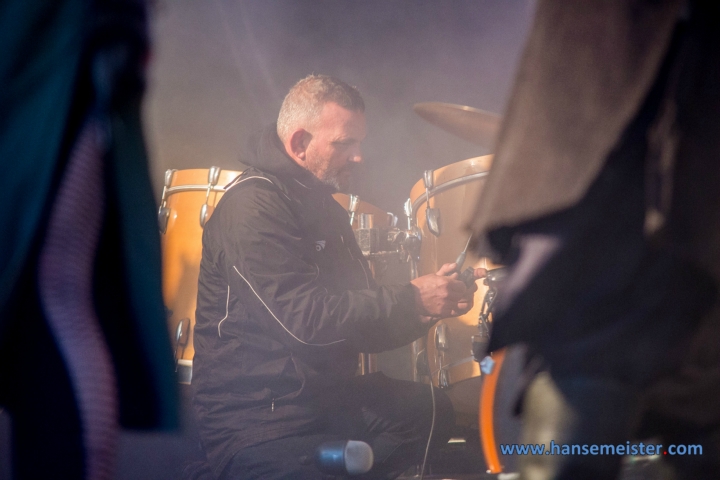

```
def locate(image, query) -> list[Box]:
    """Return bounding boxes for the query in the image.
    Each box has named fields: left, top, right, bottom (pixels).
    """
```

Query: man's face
left=303, top=102, right=366, bottom=192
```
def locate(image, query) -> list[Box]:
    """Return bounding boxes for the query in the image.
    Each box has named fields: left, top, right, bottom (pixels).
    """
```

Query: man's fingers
left=435, top=263, right=457, bottom=276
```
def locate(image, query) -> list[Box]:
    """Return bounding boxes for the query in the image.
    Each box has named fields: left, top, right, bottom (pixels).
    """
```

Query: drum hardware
left=403, top=198, right=413, bottom=230
left=410, top=170, right=490, bottom=216
left=173, top=317, right=190, bottom=371
left=434, top=322, right=449, bottom=351
left=413, top=102, right=501, bottom=150
left=401, top=228, right=422, bottom=268
left=473, top=267, right=506, bottom=374
left=353, top=214, right=414, bottom=267
left=438, top=368, right=450, bottom=389
left=434, top=322, right=451, bottom=388
left=158, top=167, right=236, bottom=235
left=158, top=169, right=176, bottom=233
left=477, top=284, right=495, bottom=340
left=423, top=170, right=442, bottom=236
left=199, top=166, right=221, bottom=228
left=402, top=198, right=421, bottom=277
left=176, top=359, right=193, bottom=385
left=387, top=212, right=398, bottom=228
left=348, top=194, right=360, bottom=226
left=485, top=266, right=508, bottom=284
left=477, top=266, right=507, bottom=339
left=404, top=197, right=425, bottom=382
left=354, top=213, right=379, bottom=255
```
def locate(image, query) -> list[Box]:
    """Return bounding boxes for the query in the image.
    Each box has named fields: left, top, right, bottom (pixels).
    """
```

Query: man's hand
left=410, top=263, right=487, bottom=322
left=454, top=266, right=486, bottom=316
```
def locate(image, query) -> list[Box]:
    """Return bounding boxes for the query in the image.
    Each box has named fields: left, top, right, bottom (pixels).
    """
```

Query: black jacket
left=192, top=125, right=428, bottom=475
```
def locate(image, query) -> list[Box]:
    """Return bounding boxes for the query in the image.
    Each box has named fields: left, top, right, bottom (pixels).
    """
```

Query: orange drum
left=159, top=167, right=393, bottom=383
left=478, top=346, right=524, bottom=474
left=159, top=167, right=243, bottom=384
left=409, top=156, right=497, bottom=389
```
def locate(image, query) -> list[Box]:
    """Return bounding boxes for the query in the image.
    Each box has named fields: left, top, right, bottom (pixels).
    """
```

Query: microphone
left=314, top=440, right=374, bottom=476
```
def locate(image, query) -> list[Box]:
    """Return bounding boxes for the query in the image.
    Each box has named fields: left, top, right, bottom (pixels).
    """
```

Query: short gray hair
left=277, top=74, right=365, bottom=142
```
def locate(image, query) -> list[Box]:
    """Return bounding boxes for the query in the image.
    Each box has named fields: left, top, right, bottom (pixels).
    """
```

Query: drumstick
left=450, top=235, right=476, bottom=287
left=454, top=234, right=473, bottom=271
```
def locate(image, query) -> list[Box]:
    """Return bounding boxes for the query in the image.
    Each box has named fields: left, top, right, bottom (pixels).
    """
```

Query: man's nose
left=349, top=147, right=363, bottom=164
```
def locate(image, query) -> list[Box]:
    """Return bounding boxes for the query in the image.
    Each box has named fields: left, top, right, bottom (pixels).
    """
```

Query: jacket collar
left=244, top=124, right=337, bottom=197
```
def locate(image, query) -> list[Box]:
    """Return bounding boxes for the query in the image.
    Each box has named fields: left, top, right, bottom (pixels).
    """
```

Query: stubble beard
left=306, top=155, right=351, bottom=193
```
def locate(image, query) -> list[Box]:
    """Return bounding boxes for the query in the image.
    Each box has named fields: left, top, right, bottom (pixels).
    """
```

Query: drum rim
left=165, top=184, right=229, bottom=196
left=411, top=170, right=489, bottom=216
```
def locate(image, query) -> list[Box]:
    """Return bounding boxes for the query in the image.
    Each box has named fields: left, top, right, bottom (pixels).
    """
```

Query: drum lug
left=199, top=203, right=214, bottom=228
left=208, top=166, right=221, bottom=186
left=173, top=318, right=190, bottom=374
left=158, top=169, right=176, bottom=234
left=435, top=322, right=449, bottom=351
left=348, top=194, right=360, bottom=226
left=158, top=206, right=170, bottom=234
left=423, top=170, right=442, bottom=236
left=480, top=355, right=495, bottom=375
left=387, top=212, right=398, bottom=228
left=403, top=198, right=414, bottom=230
left=164, top=168, right=176, bottom=188
left=438, top=368, right=450, bottom=388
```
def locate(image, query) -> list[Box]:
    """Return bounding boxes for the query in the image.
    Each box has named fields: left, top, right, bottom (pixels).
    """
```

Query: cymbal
left=413, top=102, right=501, bottom=149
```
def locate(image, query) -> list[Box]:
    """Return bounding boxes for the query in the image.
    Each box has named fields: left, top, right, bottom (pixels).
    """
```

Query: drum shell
left=407, top=156, right=501, bottom=433
left=160, top=169, right=395, bottom=380
left=161, top=168, right=243, bottom=369
left=409, top=155, right=498, bottom=391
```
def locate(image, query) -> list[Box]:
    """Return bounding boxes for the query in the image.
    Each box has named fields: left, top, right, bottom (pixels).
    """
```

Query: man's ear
left=289, top=129, right=311, bottom=161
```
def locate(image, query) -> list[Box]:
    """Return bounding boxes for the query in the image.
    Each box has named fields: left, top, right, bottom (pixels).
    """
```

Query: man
left=192, top=74, right=484, bottom=479
left=468, top=1, right=720, bottom=479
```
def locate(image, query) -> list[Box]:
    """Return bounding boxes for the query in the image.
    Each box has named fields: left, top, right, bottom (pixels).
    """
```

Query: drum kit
left=159, top=102, right=523, bottom=474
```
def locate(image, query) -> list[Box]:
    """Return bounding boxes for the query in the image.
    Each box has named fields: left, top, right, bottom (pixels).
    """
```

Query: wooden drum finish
left=160, top=168, right=242, bottom=383
left=407, top=156, right=501, bottom=428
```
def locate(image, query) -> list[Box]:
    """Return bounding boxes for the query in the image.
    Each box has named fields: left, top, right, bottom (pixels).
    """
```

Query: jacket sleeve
left=211, top=181, right=428, bottom=354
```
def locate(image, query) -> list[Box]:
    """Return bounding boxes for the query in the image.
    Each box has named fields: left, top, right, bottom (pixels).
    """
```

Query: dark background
left=145, top=0, right=536, bottom=214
